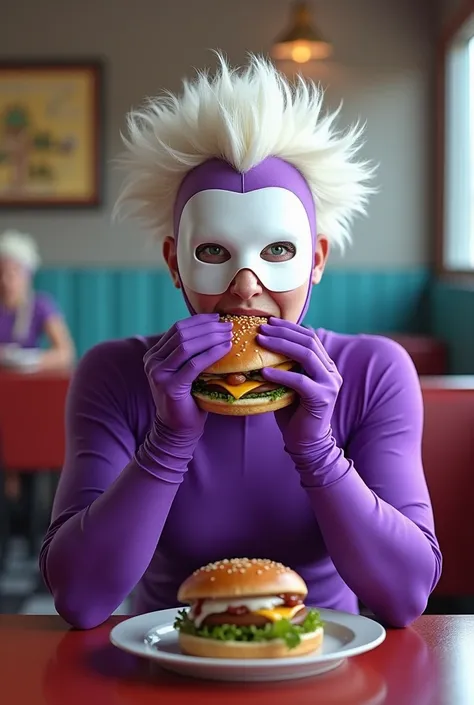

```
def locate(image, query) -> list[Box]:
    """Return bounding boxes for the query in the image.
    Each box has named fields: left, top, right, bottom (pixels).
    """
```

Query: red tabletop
left=0, top=614, right=472, bottom=704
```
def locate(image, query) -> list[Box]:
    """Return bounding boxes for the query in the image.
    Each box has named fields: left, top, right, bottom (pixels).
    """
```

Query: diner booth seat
left=385, top=334, right=448, bottom=376
left=421, top=379, right=474, bottom=610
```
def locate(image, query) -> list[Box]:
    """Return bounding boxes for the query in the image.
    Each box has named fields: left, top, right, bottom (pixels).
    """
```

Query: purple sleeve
left=302, top=338, right=441, bottom=627
left=39, top=342, right=194, bottom=629
left=35, top=292, right=61, bottom=322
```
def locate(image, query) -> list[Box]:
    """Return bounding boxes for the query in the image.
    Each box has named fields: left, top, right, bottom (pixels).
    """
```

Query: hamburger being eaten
left=174, top=558, right=324, bottom=659
left=192, top=315, right=297, bottom=416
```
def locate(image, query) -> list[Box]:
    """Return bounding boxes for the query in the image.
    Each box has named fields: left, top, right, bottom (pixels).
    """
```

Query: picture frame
left=0, top=59, right=103, bottom=208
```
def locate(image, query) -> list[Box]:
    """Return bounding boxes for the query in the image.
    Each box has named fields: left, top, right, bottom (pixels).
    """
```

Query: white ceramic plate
left=110, top=607, right=386, bottom=682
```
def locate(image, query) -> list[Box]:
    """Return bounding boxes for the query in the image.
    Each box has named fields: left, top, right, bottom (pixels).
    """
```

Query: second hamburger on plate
left=174, top=558, right=324, bottom=659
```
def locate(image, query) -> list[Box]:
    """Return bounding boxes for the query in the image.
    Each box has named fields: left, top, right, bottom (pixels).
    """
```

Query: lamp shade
left=271, top=2, right=332, bottom=63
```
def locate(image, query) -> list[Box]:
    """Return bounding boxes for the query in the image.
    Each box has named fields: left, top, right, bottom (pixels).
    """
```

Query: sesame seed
left=191, top=556, right=295, bottom=583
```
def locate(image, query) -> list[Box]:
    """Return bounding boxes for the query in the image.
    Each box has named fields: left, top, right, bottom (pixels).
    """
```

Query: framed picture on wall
left=0, top=59, right=103, bottom=208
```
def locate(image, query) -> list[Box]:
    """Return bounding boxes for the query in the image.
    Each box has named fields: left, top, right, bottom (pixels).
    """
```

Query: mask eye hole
left=195, top=244, right=231, bottom=263
left=260, top=242, right=296, bottom=262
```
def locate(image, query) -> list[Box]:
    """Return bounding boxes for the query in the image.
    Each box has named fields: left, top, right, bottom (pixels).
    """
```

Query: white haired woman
left=40, top=55, right=441, bottom=630
left=0, top=230, right=75, bottom=549
left=0, top=230, right=75, bottom=371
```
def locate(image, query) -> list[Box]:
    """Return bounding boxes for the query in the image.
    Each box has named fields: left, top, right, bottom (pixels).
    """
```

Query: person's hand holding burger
left=257, top=318, right=343, bottom=477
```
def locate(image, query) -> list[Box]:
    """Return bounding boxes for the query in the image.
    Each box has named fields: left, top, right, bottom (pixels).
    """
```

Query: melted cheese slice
left=204, top=361, right=294, bottom=399
left=208, top=379, right=262, bottom=399
left=273, top=361, right=294, bottom=372
left=255, top=604, right=305, bottom=622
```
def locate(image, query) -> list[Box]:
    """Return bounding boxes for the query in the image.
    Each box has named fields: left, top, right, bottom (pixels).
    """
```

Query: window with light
left=443, top=13, right=474, bottom=271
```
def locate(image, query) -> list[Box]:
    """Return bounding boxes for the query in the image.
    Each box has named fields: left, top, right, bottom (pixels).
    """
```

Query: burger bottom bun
left=192, top=389, right=296, bottom=416
left=178, top=627, right=323, bottom=660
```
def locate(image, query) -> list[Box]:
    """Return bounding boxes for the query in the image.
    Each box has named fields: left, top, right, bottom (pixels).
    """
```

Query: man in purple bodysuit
left=39, top=55, right=441, bottom=629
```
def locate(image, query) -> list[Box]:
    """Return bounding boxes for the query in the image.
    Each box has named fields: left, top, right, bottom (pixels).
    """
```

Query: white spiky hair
left=0, top=230, right=41, bottom=271
left=114, top=52, right=376, bottom=252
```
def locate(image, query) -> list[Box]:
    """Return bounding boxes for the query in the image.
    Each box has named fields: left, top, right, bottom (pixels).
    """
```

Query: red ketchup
left=193, top=599, right=204, bottom=616
left=280, top=594, right=303, bottom=607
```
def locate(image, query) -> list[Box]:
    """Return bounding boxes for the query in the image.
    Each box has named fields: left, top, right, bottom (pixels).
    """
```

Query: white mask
left=176, top=187, right=313, bottom=295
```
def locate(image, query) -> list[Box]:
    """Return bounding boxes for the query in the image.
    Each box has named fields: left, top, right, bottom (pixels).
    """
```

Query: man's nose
left=229, top=269, right=263, bottom=299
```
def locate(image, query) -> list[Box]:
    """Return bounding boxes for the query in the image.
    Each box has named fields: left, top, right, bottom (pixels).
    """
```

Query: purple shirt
left=40, top=329, right=442, bottom=629
left=0, top=292, right=59, bottom=348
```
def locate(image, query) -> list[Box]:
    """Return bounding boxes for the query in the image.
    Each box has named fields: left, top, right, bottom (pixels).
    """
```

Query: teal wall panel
left=307, top=269, right=431, bottom=335
left=35, top=268, right=431, bottom=358
left=431, top=280, right=474, bottom=374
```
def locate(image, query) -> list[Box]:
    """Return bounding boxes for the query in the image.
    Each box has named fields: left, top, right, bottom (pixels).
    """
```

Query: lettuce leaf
left=173, top=608, right=323, bottom=650
left=191, top=380, right=288, bottom=404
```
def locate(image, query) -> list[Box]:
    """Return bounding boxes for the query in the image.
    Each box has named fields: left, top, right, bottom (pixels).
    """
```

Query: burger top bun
left=177, top=558, right=308, bottom=603
left=203, top=315, right=290, bottom=375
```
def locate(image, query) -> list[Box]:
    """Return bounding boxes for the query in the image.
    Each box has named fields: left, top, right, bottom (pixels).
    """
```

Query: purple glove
left=137, top=315, right=232, bottom=475
left=144, top=314, right=233, bottom=435
left=258, top=318, right=343, bottom=473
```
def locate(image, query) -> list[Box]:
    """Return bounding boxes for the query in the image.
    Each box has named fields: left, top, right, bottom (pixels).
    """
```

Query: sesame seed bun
left=177, top=558, right=308, bottom=603
left=178, top=627, right=323, bottom=659
left=204, top=315, right=290, bottom=375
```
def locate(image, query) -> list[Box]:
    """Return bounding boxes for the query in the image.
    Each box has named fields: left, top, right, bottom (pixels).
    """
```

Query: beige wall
left=0, top=0, right=436, bottom=269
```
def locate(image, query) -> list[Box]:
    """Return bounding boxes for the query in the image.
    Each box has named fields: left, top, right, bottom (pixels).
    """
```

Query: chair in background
left=0, top=371, right=69, bottom=566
